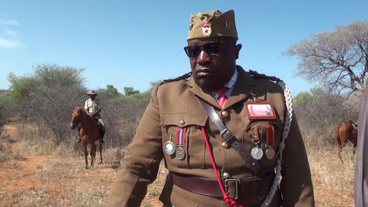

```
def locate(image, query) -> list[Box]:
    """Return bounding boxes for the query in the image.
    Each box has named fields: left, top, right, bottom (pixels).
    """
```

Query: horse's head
left=70, top=106, right=84, bottom=129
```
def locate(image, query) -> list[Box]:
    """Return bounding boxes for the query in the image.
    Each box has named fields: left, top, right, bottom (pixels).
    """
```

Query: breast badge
left=244, top=92, right=276, bottom=120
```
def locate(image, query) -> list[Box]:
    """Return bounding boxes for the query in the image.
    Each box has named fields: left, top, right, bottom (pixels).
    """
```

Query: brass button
left=221, top=111, right=229, bottom=118
left=179, top=120, right=185, bottom=125
left=223, top=172, right=230, bottom=178
left=222, top=141, right=230, bottom=149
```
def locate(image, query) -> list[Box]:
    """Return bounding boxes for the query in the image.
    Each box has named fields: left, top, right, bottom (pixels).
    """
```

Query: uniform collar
left=187, top=65, right=256, bottom=109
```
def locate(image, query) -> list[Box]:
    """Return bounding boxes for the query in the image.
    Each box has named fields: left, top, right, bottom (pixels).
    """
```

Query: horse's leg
left=336, top=140, right=343, bottom=162
left=338, top=144, right=343, bottom=162
left=99, top=141, right=103, bottom=164
left=339, top=139, right=347, bottom=163
left=91, top=143, right=96, bottom=167
left=83, top=143, right=88, bottom=169
left=336, top=128, right=345, bottom=162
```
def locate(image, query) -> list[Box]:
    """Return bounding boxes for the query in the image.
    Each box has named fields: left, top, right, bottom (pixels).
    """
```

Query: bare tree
left=283, top=20, right=368, bottom=95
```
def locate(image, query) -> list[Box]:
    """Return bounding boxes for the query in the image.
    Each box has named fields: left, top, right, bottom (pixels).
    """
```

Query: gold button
left=221, top=111, right=229, bottom=118
left=223, top=172, right=230, bottom=178
left=222, top=141, right=230, bottom=149
left=179, top=120, right=185, bottom=125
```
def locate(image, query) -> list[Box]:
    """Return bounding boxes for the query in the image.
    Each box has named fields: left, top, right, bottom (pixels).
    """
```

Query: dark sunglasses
left=184, top=40, right=236, bottom=58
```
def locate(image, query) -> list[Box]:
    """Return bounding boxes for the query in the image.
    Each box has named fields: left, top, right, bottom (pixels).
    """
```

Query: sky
left=0, top=0, right=367, bottom=96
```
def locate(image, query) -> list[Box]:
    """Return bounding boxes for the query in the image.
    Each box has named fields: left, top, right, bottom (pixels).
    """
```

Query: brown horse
left=335, top=120, right=358, bottom=161
left=70, top=106, right=103, bottom=169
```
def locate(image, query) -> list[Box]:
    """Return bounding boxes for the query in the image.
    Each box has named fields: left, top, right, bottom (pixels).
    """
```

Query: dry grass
left=0, top=124, right=356, bottom=207
left=306, top=141, right=356, bottom=207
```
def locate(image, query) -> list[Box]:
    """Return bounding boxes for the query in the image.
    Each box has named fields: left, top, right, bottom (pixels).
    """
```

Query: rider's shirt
left=85, top=98, right=99, bottom=114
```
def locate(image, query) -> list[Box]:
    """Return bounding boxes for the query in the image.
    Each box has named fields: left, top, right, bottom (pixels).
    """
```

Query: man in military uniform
left=108, top=9, right=315, bottom=207
left=76, top=90, right=106, bottom=143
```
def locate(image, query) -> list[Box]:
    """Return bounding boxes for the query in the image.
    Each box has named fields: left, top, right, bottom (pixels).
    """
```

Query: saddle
left=93, top=118, right=103, bottom=130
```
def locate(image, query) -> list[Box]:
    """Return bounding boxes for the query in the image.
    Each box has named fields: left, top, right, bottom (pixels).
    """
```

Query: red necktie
left=215, top=87, right=228, bottom=108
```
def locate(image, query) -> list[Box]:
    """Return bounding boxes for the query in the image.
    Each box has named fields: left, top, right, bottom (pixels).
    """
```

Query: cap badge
left=202, top=22, right=212, bottom=37
left=225, top=13, right=230, bottom=28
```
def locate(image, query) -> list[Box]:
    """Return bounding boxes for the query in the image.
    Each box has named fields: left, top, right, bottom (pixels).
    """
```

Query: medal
left=176, top=127, right=187, bottom=160
left=251, top=146, right=263, bottom=160
left=265, top=124, right=275, bottom=159
left=175, top=147, right=186, bottom=160
left=164, top=135, right=175, bottom=155
left=250, top=125, right=264, bottom=160
left=266, top=148, right=275, bottom=159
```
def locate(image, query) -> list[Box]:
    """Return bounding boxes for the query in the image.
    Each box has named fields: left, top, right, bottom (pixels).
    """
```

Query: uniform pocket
left=161, top=113, right=207, bottom=169
left=244, top=119, right=283, bottom=167
left=170, top=188, right=199, bottom=207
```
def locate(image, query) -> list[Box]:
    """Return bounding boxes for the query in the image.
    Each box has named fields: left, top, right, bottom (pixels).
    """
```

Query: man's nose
left=196, top=50, right=211, bottom=64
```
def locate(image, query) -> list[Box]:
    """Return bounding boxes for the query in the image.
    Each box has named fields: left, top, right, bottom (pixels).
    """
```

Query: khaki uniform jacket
left=355, top=83, right=368, bottom=207
left=107, top=66, right=315, bottom=207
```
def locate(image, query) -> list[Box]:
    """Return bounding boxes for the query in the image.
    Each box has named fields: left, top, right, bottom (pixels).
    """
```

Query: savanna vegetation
left=0, top=19, right=367, bottom=207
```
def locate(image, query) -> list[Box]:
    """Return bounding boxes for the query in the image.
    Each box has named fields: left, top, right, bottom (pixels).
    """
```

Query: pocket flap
left=161, top=113, right=208, bottom=127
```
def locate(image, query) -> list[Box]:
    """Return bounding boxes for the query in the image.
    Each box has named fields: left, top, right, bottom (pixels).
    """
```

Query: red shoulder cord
left=201, top=127, right=245, bottom=207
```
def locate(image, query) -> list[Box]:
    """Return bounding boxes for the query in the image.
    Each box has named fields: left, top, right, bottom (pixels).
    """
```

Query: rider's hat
left=86, top=90, right=97, bottom=96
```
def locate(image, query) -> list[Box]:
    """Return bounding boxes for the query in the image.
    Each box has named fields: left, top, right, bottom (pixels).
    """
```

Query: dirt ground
left=0, top=124, right=164, bottom=207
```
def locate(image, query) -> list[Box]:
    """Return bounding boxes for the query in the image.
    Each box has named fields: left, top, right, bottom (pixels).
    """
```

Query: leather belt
left=169, top=172, right=275, bottom=200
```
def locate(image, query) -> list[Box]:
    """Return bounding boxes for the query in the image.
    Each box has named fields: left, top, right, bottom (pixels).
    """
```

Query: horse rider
left=107, top=9, right=314, bottom=207
left=76, top=90, right=106, bottom=143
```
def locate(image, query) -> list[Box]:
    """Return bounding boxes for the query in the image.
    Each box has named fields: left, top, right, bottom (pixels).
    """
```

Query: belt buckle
left=224, top=178, right=238, bottom=200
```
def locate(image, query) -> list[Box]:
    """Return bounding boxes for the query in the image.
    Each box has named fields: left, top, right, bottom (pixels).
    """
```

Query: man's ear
left=234, top=44, right=242, bottom=60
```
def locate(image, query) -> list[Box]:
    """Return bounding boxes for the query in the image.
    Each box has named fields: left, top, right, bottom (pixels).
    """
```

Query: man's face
left=89, top=95, right=96, bottom=100
left=185, top=38, right=242, bottom=92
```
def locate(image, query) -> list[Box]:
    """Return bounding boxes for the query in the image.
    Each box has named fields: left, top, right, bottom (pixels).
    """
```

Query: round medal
left=175, top=147, right=186, bottom=160
left=163, top=140, right=175, bottom=155
left=251, top=147, right=263, bottom=160
left=266, top=148, right=275, bottom=159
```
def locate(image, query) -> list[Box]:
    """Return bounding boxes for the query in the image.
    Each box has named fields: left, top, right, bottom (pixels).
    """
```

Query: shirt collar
left=212, top=68, right=238, bottom=98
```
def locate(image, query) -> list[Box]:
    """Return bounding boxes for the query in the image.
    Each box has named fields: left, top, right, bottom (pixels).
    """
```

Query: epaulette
left=162, top=72, right=192, bottom=83
left=249, top=69, right=281, bottom=83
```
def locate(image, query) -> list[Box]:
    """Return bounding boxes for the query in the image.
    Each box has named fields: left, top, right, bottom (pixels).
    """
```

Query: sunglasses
left=184, top=40, right=236, bottom=58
